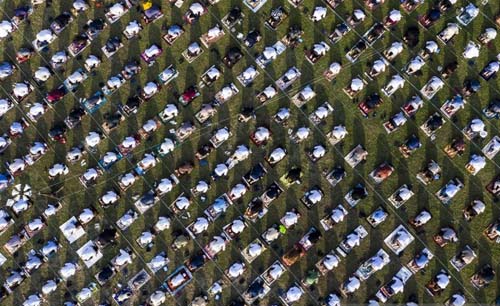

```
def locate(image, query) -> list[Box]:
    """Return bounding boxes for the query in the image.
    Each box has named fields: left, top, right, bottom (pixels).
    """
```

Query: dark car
left=96, top=228, right=117, bottom=248
left=64, top=107, right=86, bottom=129
left=120, top=96, right=143, bottom=116
left=186, top=252, right=207, bottom=272
left=223, top=47, right=243, bottom=68
left=137, top=191, right=156, bottom=208
left=48, top=125, right=67, bottom=143
left=261, top=182, right=283, bottom=204
left=243, top=163, right=267, bottom=186
left=226, top=6, right=243, bottom=26
left=85, top=18, right=106, bottom=39
left=104, top=37, right=122, bottom=53
left=244, top=30, right=262, bottom=48
left=50, top=11, right=72, bottom=33
left=96, top=266, right=115, bottom=285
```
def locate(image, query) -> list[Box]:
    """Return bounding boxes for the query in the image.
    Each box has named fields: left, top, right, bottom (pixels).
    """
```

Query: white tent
left=206, top=67, right=220, bottom=79
left=109, top=3, right=125, bottom=16
left=0, top=20, right=13, bottom=38
left=230, top=220, right=245, bottom=233
left=311, top=6, right=327, bottom=21
left=189, top=3, right=205, bottom=15
left=209, top=236, right=226, bottom=252
left=307, top=189, right=322, bottom=203
left=483, top=28, right=497, bottom=40
left=13, top=83, right=30, bottom=97
left=276, top=108, right=290, bottom=120
left=269, top=147, right=286, bottom=161
left=295, top=127, right=310, bottom=140
left=68, top=71, right=85, bottom=84
left=254, top=127, right=270, bottom=142
left=286, top=286, right=303, bottom=302
left=79, top=208, right=94, bottom=223
left=449, top=294, right=466, bottom=306
left=149, top=291, right=166, bottom=306
left=73, top=0, right=89, bottom=11
left=207, top=26, right=222, bottom=39
left=29, top=103, right=45, bottom=117
left=143, top=82, right=158, bottom=95
left=214, top=163, right=228, bottom=176
left=27, top=218, right=44, bottom=232
left=346, top=233, right=360, bottom=247
left=408, top=58, right=424, bottom=72
left=142, top=119, right=157, bottom=132
left=145, top=45, right=161, bottom=58
left=262, top=47, right=278, bottom=60
left=436, top=273, right=450, bottom=289
left=85, top=55, right=100, bottom=68
left=284, top=68, right=298, bottom=80
left=122, top=137, right=137, bottom=148
left=228, top=262, right=244, bottom=278
left=328, top=62, right=341, bottom=74
left=269, top=263, right=284, bottom=279
left=299, top=86, right=315, bottom=100
left=247, top=242, right=262, bottom=257
left=187, top=42, right=201, bottom=54
left=350, top=78, right=364, bottom=91
left=313, top=43, right=327, bottom=56
left=120, top=173, right=136, bottom=186
left=331, top=208, right=346, bottom=223
left=195, top=181, right=209, bottom=193
left=36, top=29, right=54, bottom=42
left=283, top=211, right=299, bottom=227
left=234, top=145, right=250, bottom=159
left=230, top=184, right=247, bottom=199
left=42, top=280, right=58, bottom=295
left=107, top=76, right=122, bottom=88
left=85, top=132, right=101, bottom=147
left=138, top=232, right=153, bottom=245
left=242, top=67, right=257, bottom=80
left=49, top=163, right=67, bottom=177
left=425, top=40, right=439, bottom=54
left=23, top=294, right=41, bottom=306
left=101, top=190, right=118, bottom=204
left=312, top=145, right=326, bottom=158
left=468, top=154, right=486, bottom=171
left=372, top=60, right=386, bottom=73
left=214, top=128, right=230, bottom=142
left=34, top=67, right=51, bottom=81
left=157, top=178, right=173, bottom=193
left=344, top=277, right=360, bottom=293
left=125, top=20, right=141, bottom=34
left=159, top=138, right=175, bottom=154
left=175, top=197, right=190, bottom=210
left=353, top=9, right=365, bottom=21
left=388, top=10, right=401, bottom=23
left=463, top=41, right=480, bottom=59
left=149, top=255, right=167, bottom=269
left=115, top=250, right=132, bottom=266
left=326, top=294, right=341, bottom=306
left=323, top=254, right=339, bottom=270
left=331, top=125, right=347, bottom=139
left=398, top=188, right=413, bottom=201
left=193, top=217, right=209, bottom=233
left=103, top=152, right=118, bottom=164
left=52, top=52, right=68, bottom=65
left=60, top=263, right=77, bottom=279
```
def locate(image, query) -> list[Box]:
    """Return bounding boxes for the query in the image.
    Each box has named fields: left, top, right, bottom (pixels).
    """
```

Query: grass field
left=0, top=0, right=500, bottom=305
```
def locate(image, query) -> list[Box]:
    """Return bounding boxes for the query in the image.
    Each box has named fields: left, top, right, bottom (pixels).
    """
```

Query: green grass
left=0, top=0, right=500, bottom=305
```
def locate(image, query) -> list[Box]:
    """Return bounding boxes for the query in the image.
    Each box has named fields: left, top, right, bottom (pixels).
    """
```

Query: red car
left=178, top=86, right=200, bottom=106
left=45, top=86, right=67, bottom=104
